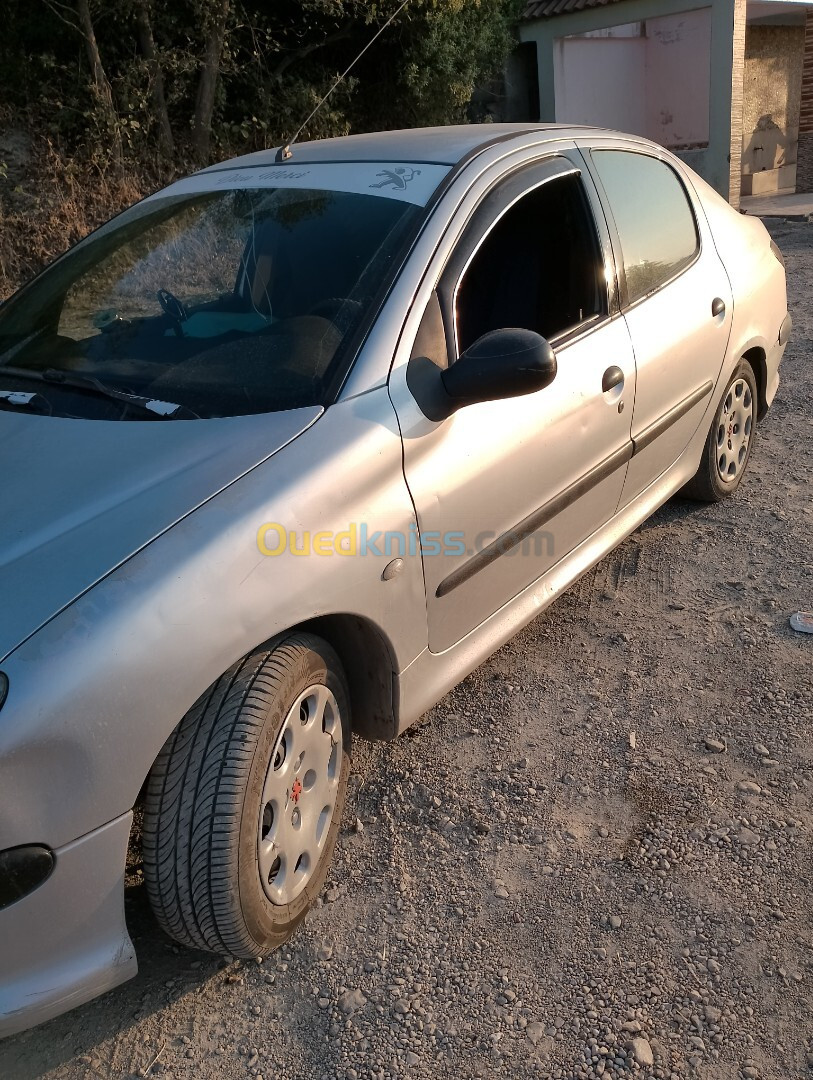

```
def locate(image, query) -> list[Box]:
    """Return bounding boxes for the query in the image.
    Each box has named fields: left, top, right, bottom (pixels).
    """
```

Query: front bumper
left=0, top=812, right=136, bottom=1038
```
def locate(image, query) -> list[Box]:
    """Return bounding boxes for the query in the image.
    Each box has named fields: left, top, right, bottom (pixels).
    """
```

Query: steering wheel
left=307, top=297, right=362, bottom=332
left=157, top=288, right=189, bottom=326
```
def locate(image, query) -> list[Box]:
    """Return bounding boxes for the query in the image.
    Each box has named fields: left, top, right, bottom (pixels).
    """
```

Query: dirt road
left=2, top=218, right=812, bottom=1080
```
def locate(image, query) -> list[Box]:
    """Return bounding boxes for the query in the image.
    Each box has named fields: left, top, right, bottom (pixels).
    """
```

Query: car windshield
left=0, top=162, right=447, bottom=419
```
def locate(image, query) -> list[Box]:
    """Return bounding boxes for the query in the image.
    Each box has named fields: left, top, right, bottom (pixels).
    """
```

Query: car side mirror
left=407, top=328, right=557, bottom=422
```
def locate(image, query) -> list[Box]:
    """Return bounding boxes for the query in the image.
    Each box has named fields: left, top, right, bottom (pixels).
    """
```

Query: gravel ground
left=2, top=218, right=812, bottom=1080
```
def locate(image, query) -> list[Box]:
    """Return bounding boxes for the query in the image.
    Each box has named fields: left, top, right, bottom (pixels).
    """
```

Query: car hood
left=0, top=407, right=321, bottom=661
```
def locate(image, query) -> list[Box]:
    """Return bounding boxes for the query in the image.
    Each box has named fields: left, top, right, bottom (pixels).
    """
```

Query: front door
left=391, top=157, right=637, bottom=653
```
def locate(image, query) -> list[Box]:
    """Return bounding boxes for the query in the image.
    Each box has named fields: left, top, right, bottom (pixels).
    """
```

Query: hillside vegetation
left=0, top=0, right=520, bottom=297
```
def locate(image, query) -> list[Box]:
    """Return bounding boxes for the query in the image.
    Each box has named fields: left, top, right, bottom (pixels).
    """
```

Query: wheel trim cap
left=715, top=378, right=753, bottom=483
left=257, top=683, right=341, bottom=905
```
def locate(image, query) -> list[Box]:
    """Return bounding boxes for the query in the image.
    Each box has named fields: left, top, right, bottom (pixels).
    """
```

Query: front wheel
left=142, top=634, right=351, bottom=957
left=682, top=360, right=758, bottom=503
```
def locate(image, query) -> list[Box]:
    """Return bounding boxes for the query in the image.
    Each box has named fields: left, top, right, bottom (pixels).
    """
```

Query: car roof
left=200, top=123, right=621, bottom=173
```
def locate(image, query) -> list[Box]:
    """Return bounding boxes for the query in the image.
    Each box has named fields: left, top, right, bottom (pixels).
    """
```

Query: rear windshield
left=0, top=162, right=447, bottom=419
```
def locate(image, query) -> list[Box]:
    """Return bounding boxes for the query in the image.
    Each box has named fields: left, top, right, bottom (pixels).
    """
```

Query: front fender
left=0, top=389, right=426, bottom=850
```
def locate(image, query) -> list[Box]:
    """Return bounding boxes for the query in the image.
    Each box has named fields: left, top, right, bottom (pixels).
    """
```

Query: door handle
left=712, top=297, right=726, bottom=318
left=602, top=366, right=625, bottom=393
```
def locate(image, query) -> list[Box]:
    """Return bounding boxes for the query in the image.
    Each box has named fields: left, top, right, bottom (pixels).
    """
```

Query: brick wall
left=797, top=10, right=813, bottom=192
left=729, top=0, right=747, bottom=207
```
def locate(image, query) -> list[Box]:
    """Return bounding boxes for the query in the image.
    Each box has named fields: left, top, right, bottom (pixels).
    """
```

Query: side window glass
left=591, top=150, right=699, bottom=305
left=411, top=291, right=448, bottom=369
left=455, top=174, right=603, bottom=355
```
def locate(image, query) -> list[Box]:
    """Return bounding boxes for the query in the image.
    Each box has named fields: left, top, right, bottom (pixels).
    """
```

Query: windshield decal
left=370, top=166, right=421, bottom=191
left=148, top=161, right=450, bottom=207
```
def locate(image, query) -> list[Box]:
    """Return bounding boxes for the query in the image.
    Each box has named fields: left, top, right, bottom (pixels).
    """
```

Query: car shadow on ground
left=0, top=494, right=736, bottom=1077
left=0, top=882, right=225, bottom=1078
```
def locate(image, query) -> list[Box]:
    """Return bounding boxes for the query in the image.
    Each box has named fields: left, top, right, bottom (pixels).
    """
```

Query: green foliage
left=0, top=0, right=523, bottom=295
left=0, top=0, right=522, bottom=169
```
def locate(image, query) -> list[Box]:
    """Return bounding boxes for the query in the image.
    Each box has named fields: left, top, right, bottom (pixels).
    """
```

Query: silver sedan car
left=0, top=125, right=789, bottom=1035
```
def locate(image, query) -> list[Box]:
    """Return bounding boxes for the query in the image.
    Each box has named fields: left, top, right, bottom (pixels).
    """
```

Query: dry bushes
left=0, top=137, right=154, bottom=299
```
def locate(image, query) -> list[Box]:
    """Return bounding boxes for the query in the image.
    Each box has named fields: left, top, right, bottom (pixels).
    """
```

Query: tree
left=192, top=0, right=231, bottom=164
left=8, top=0, right=522, bottom=167
left=354, top=0, right=523, bottom=130
left=0, top=0, right=525, bottom=294
left=43, top=0, right=124, bottom=169
left=134, top=0, right=174, bottom=155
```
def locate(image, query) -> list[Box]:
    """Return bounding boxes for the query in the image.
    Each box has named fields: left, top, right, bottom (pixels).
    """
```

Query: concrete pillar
left=796, top=11, right=813, bottom=193
left=519, top=0, right=746, bottom=205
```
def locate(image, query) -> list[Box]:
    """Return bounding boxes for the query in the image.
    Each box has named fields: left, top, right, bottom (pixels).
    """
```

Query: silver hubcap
left=258, top=684, right=342, bottom=905
left=716, top=377, right=753, bottom=483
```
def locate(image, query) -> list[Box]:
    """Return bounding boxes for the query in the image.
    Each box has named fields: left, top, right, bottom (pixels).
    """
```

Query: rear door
left=583, top=146, right=734, bottom=507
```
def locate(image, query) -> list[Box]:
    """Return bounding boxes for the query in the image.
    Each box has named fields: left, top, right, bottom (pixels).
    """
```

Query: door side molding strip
left=434, top=380, right=715, bottom=600
left=632, top=380, right=714, bottom=455
left=435, top=441, right=634, bottom=599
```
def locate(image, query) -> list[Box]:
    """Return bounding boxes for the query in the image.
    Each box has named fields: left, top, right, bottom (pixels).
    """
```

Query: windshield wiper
left=0, top=366, right=200, bottom=420
left=0, top=389, right=52, bottom=414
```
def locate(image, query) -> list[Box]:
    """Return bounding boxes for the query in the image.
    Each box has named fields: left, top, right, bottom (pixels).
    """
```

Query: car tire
left=142, top=633, right=351, bottom=958
left=681, top=360, right=758, bottom=503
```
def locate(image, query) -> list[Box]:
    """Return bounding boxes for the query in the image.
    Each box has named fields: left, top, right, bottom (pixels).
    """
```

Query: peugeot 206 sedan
left=0, top=125, right=790, bottom=1035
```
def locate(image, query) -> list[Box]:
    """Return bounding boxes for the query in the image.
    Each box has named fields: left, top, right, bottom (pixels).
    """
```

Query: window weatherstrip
left=450, top=160, right=581, bottom=359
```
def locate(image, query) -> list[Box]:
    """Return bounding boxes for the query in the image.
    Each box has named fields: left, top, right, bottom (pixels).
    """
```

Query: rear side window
left=591, top=150, right=699, bottom=305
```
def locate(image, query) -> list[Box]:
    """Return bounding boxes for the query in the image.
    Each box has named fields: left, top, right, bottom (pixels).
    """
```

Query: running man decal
left=370, top=166, right=422, bottom=190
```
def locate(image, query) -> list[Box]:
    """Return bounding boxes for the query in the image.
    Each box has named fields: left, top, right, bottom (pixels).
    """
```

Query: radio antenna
left=275, top=0, right=412, bottom=162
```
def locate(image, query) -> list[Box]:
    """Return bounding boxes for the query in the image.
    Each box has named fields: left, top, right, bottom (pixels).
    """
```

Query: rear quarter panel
left=683, top=169, right=788, bottom=406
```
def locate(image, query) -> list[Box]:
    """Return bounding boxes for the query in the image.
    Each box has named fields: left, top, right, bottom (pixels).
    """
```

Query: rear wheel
left=142, top=634, right=350, bottom=957
left=682, top=360, right=758, bottom=503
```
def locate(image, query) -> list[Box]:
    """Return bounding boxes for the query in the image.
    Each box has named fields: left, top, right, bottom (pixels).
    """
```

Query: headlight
left=0, top=845, right=55, bottom=909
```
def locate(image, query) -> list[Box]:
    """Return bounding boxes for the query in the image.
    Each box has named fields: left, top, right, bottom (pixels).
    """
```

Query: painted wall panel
left=553, top=10, right=711, bottom=149
left=520, top=0, right=742, bottom=202
left=553, top=37, right=648, bottom=133
left=646, top=10, right=712, bottom=147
